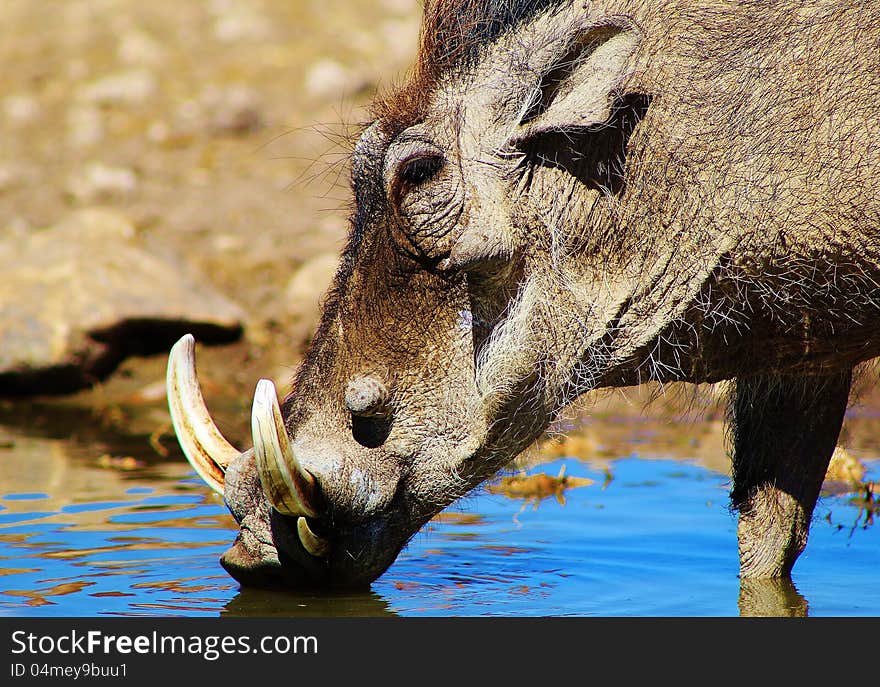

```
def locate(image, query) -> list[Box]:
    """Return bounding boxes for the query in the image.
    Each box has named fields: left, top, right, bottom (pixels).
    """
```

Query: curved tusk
left=251, top=379, right=318, bottom=518
left=297, top=517, right=331, bottom=557
left=166, top=334, right=240, bottom=495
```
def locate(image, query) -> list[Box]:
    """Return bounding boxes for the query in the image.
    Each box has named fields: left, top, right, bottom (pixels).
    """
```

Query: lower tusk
left=166, top=334, right=239, bottom=495
left=297, top=517, right=331, bottom=557
left=251, top=379, right=318, bottom=518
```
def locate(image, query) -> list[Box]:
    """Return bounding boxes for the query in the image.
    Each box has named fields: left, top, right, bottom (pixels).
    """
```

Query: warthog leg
left=729, top=369, right=852, bottom=579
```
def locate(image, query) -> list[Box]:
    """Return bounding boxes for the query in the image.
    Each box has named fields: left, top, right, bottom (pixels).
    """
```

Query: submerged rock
left=0, top=208, right=245, bottom=395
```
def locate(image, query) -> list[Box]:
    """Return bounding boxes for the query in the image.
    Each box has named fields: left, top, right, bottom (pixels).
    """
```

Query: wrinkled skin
left=213, top=0, right=880, bottom=588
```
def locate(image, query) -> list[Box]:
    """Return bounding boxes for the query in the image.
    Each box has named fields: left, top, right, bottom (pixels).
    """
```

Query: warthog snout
left=217, top=450, right=329, bottom=588
left=167, top=335, right=409, bottom=588
left=345, top=374, right=390, bottom=418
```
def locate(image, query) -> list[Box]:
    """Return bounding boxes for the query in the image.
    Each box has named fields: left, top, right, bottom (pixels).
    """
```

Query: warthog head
left=167, top=0, right=880, bottom=587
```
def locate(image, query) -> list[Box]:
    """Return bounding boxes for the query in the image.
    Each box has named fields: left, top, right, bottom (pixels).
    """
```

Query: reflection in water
left=0, top=412, right=878, bottom=616
left=738, top=578, right=808, bottom=617
left=0, top=424, right=237, bottom=615
left=223, top=588, right=397, bottom=618
left=3, top=581, right=96, bottom=608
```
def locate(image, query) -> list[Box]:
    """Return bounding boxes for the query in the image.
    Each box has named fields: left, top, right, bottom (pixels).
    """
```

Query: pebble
left=97, top=454, right=143, bottom=471
left=176, top=98, right=202, bottom=125
left=78, top=70, right=157, bottom=106
left=66, top=163, right=139, bottom=203
left=201, top=85, right=263, bottom=135
left=66, top=106, right=105, bottom=147
left=213, top=233, right=245, bottom=252
left=380, top=19, right=420, bottom=63
left=117, top=29, right=167, bottom=66
left=55, top=208, right=137, bottom=240
left=379, top=0, right=418, bottom=13
left=66, top=59, right=90, bottom=81
left=146, top=120, right=171, bottom=143
left=4, top=216, right=31, bottom=237
left=0, top=164, right=25, bottom=194
left=130, top=380, right=168, bottom=403
left=285, top=252, right=340, bottom=325
left=210, top=0, right=271, bottom=42
left=304, top=59, right=369, bottom=100
left=3, top=94, right=41, bottom=126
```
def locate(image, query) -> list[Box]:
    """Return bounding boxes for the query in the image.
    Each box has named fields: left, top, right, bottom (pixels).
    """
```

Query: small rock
left=3, top=94, right=41, bottom=126
left=210, top=0, right=271, bottom=42
left=54, top=207, right=136, bottom=240
left=201, top=85, right=263, bottom=135
left=379, top=0, right=418, bottom=14
left=0, top=208, right=245, bottom=395
left=146, top=120, right=170, bottom=143
left=212, top=233, right=244, bottom=252
left=177, top=98, right=202, bottom=123
left=3, top=216, right=31, bottom=237
left=78, top=70, right=157, bottom=106
left=66, top=106, right=105, bottom=147
left=145, top=119, right=193, bottom=147
left=66, top=59, right=90, bottom=81
left=128, top=380, right=168, bottom=404
left=380, top=19, right=420, bottom=63
left=0, top=164, right=25, bottom=194
left=304, top=59, right=370, bottom=100
left=117, top=29, right=166, bottom=66
left=284, top=253, right=340, bottom=342
left=66, top=163, right=138, bottom=203
left=97, top=454, right=144, bottom=471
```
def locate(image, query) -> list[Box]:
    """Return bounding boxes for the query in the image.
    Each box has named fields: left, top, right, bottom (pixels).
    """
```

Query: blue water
left=0, top=456, right=876, bottom=617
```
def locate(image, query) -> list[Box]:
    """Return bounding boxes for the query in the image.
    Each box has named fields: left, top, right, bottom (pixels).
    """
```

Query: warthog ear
left=442, top=15, right=645, bottom=274
left=513, top=17, right=643, bottom=140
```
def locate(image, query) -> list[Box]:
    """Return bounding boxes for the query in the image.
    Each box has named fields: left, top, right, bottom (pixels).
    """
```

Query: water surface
left=0, top=412, right=876, bottom=617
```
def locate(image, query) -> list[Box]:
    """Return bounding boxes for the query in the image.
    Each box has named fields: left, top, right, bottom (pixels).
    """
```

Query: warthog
left=167, top=0, right=880, bottom=588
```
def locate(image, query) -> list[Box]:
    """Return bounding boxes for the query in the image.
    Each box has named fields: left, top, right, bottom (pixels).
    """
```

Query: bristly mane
left=373, top=0, right=563, bottom=134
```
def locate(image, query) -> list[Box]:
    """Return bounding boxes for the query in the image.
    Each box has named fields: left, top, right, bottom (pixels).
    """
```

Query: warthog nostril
left=345, top=375, right=390, bottom=418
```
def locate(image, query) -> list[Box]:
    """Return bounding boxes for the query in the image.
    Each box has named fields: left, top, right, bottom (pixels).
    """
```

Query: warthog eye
left=398, top=153, right=443, bottom=188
